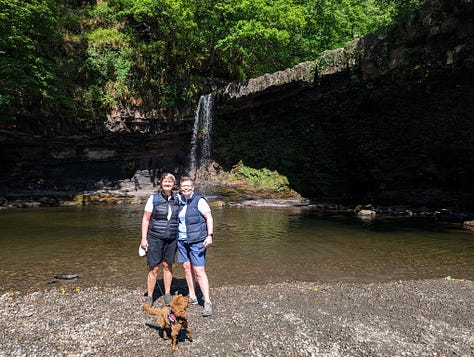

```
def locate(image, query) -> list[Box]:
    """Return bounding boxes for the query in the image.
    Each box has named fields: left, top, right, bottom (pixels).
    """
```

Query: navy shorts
left=177, top=240, right=207, bottom=267
left=146, top=237, right=177, bottom=267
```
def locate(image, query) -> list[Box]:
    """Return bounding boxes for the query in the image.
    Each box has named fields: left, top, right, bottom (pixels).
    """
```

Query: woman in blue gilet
left=177, top=176, right=214, bottom=317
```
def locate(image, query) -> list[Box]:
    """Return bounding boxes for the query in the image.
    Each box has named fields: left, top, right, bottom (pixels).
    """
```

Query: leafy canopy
left=0, top=0, right=423, bottom=127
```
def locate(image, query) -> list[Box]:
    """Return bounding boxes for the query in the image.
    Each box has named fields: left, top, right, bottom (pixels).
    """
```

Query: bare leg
left=193, top=266, right=210, bottom=302
left=162, top=262, right=173, bottom=295
left=182, top=261, right=196, bottom=298
left=147, top=265, right=159, bottom=298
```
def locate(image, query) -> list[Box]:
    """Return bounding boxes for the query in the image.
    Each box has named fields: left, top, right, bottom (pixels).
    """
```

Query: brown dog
left=143, top=294, right=192, bottom=351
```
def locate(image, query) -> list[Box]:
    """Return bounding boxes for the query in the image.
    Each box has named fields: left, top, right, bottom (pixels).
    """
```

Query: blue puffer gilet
left=182, top=194, right=208, bottom=243
left=148, top=192, right=180, bottom=240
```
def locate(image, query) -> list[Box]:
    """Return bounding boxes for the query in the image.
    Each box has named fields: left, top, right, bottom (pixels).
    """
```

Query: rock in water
left=54, top=274, right=80, bottom=280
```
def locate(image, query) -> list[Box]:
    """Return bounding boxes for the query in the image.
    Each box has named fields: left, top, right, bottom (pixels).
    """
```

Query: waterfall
left=188, top=93, right=213, bottom=178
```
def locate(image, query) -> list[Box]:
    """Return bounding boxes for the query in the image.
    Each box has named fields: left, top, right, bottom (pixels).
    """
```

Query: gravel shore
left=1, top=279, right=473, bottom=356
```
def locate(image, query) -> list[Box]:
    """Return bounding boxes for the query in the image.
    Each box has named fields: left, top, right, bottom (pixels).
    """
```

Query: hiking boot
left=189, top=296, right=198, bottom=305
left=145, top=296, right=153, bottom=306
left=164, top=294, right=172, bottom=305
left=202, top=301, right=212, bottom=317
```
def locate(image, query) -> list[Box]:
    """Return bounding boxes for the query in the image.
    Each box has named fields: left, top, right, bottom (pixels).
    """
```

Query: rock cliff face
left=0, top=130, right=190, bottom=199
left=213, top=0, right=474, bottom=209
left=1, top=0, right=473, bottom=209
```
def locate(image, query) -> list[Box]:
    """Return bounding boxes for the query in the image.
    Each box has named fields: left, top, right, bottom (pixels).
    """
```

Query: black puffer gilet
left=148, top=192, right=180, bottom=240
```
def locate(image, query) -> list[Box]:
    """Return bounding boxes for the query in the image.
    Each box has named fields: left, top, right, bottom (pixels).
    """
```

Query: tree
left=0, top=0, right=78, bottom=128
left=104, top=0, right=199, bottom=109
left=1, top=0, right=424, bottom=129
left=189, top=0, right=311, bottom=79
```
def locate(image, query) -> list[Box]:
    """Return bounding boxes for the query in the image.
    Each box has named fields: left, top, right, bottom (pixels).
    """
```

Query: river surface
left=1, top=205, right=473, bottom=293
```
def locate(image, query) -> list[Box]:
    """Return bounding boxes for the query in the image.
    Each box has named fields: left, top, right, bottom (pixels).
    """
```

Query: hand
left=140, top=238, right=148, bottom=250
left=202, top=236, right=213, bottom=249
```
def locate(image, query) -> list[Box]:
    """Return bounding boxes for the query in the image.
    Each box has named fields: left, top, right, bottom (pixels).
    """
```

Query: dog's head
left=170, top=294, right=189, bottom=320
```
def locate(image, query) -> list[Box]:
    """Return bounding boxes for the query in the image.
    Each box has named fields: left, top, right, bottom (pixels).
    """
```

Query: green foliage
left=305, top=0, right=406, bottom=52
left=201, top=0, right=309, bottom=78
left=86, top=28, right=129, bottom=49
left=229, top=160, right=291, bottom=192
left=375, top=0, right=423, bottom=20
left=0, top=0, right=424, bottom=129
left=0, top=0, right=71, bottom=123
left=83, top=28, right=133, bottom=108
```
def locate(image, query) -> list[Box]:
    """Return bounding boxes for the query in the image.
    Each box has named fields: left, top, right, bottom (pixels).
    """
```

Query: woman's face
left=161, top=178, right=175, bottom=193
left=180, top=180, right=194, bottom=198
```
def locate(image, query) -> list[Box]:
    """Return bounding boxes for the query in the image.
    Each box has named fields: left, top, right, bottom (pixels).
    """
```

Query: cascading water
left=188, top=93, right=213, bottom=179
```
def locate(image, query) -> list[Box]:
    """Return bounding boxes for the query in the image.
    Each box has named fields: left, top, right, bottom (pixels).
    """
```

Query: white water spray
left=189, top=93, right=213, bottom=178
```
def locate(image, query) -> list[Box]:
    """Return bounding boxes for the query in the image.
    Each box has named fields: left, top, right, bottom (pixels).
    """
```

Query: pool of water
left=0, top=205, right=473, bottom=293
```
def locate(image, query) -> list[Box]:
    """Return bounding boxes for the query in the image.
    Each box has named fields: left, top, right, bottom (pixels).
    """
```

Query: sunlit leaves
left=0, top=0, right=64, bottom=121
left=0, top=0, right=424, bottom=126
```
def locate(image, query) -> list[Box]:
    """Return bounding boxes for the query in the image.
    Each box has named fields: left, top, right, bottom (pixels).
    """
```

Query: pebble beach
left=1, top=279, right=473, bottom=356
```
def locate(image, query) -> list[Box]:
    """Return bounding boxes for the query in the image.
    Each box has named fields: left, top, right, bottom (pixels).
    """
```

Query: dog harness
left=168, top=309, right=177, bottom=324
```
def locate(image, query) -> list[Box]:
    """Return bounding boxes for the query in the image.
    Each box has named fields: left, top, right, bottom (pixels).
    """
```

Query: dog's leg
left=170, top=324, right=181, bottom=351
left=157, top=315, right=170, bottom=340
left=182, top=321, right=192, bottom=342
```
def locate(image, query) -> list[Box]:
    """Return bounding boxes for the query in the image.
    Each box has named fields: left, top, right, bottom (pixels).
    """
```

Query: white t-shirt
left=144, top=195, right=154, bottom=212
left=144, top=194, right=174, bottom=220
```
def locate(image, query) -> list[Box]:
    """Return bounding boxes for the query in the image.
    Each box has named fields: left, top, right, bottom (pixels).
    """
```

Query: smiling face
left=160, top=173, right=176, bottom=195
left=179, top=178, right=194, bottom=199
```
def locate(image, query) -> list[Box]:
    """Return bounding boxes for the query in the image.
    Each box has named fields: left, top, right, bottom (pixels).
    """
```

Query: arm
left=202, top=211, right=214, bottom=248
left=141, top=211, right=152, bottom=249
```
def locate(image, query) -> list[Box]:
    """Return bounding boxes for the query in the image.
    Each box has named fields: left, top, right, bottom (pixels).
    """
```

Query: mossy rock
left=73, top=193, right=135, bottom=205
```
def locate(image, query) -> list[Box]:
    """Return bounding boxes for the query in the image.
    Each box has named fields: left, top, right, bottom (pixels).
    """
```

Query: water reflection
left=0, top=205, right=473, bottom=293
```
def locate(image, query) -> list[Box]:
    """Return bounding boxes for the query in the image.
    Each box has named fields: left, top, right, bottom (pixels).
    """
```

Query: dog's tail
left=143, top=303, right=164, bottom=316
